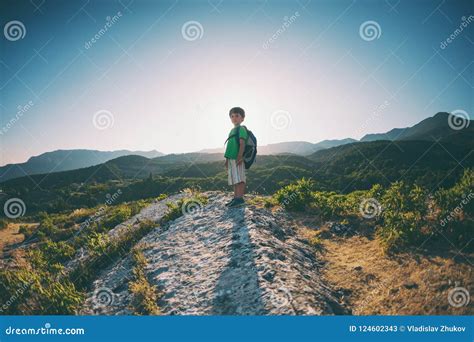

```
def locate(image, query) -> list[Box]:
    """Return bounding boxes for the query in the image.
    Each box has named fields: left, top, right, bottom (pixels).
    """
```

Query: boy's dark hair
left=229, top=107, right=245, bottom=118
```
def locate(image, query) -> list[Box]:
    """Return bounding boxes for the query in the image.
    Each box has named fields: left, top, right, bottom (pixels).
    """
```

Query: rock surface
left=81, top=191, right=348, bottom=315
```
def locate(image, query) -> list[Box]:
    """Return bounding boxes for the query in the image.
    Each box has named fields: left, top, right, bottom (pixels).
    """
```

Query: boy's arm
left=237, top=138, right=245, bottom=165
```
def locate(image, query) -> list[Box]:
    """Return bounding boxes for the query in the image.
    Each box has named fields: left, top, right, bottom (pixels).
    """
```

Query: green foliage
left=18, top=225, right=36, bottom=239
left=434, top=168, right=474, bottom=247
left=162, top=202, right=181, bottom=223
left=274, top=176, right=472, bottom=252
left=307, top=186, right=380, bottom=220
left=40, top=240, right=76, bottom=264
left=155, top=193, right=168, bottom=201
left=274, top=178, right=315, bottom=211
left=0, top=218, right=8, bottom=230
left=35, top=212, right=60, bottom=240
left=376, top=182, right=428, bottom=252
left=128, top=248, right=160, bottom=315
left=162, top=193, right=209, bottom=223
left=70, top=220, right=157, bottom=290
left=0, top=250, right=83, bottom=315
left=101, top=206, right=132, bottom=230
left=86, top=232, right=110, bottom=255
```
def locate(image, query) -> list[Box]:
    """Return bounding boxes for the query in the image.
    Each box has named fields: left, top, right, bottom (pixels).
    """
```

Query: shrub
left=128, top=248, right=160, bottom=315
left=40, top=240, right=76, bottom=264
left=101, top=206, right=132, bottom=230
left=274, top=178, right=315, bottom=211
left=0, top=251, right=83, bottom=315
left=162, top=202, right=181, bottom=223
left=162, top=193, right=208, bottom=223
left=434, top=168, right=474, bottom=248
left=377, top=182, right=428, bottom=251
left=0, top=218, right=8, bottom=230
left=35, top=213, right=60, bottom=240
left=70, top=220, right=157, bottom=290
left=85, top=232, right=110, bottom=256
left=19, top=225, right=36, bottom=239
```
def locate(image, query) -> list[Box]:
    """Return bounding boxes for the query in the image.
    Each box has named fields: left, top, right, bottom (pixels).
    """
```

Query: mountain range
left=0, top=149, right=164, bottom=183
left=1, top=112, right=472, bottom=188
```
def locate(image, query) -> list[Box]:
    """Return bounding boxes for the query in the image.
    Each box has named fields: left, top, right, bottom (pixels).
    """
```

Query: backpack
left=224, top=125, right=257, bottom=169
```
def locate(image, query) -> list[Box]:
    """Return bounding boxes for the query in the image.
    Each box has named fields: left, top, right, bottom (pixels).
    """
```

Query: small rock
left=389, top=287, right=399, bottom=294
left=403, top=281, right=418, bottom=289
left=365, top=274, right=376, bottom=282
left=262, top=270, right=276, bottom=282
left=353, top=266, right=363, bottom=271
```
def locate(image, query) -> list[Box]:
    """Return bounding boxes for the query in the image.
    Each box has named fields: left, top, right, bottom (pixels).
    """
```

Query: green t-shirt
left=224, top=125, right=248, bottom=160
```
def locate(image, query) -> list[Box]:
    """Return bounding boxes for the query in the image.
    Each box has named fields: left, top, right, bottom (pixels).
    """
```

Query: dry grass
left=0, top=223, right=38, bottom=255
left=320, top=234, right=473, bottom=315
left=294, top=217, right=473, bottom=315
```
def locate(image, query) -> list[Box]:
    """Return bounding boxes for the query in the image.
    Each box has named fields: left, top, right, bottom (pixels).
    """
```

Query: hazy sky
left=0, top=0, right=472, bottom=165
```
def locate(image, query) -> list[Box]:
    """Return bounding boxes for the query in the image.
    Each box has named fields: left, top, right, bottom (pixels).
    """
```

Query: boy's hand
left=225, top=159, right=228, bottom=169
left=237, top=156, right=243, bottom=166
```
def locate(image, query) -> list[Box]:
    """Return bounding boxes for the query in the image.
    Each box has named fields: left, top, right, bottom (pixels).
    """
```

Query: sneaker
left=225, top=198, right=235, bottom=207
left=228, top=197, right=245, bottom=208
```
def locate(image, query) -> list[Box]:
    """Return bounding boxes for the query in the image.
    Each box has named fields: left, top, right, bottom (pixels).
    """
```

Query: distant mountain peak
left=360, top=112, right=473, bottom=142
left=0, top=149, right=165, bottom=183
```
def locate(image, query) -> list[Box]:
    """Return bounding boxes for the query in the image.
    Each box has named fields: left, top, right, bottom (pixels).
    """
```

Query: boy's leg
left=236, top=181, right=245, bottom=198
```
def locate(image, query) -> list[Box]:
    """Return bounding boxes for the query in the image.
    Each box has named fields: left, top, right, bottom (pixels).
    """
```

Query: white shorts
left=227, top=158, right=246, bottom=185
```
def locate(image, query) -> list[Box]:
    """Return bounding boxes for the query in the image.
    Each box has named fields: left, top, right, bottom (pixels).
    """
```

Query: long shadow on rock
left=211, top=206, right=268, bottom=315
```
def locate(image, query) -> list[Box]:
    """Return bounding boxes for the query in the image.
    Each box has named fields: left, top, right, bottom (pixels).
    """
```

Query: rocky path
left=82, top=191, right=348, bottom=315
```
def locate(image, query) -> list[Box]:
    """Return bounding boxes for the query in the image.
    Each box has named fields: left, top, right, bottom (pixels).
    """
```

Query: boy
left=224, top=107, right=248, bottom=208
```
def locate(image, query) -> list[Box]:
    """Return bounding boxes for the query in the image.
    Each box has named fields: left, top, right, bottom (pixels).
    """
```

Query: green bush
left=0, top=218, right=8, bottom=230
left=19, top=225, right=36, bottom=239
left=0, top=250, right=83, bottom=315
left=85, top=232, right=110, bottom=256
left=162, top=193, right=208, bottom=223
left=101, top=206, right=132, bottom=230
left=70, top=220, right=157, bottom=290
left=377, top=182, right=428, bottom=251
left=40, top=240, right=76, bottom=264
left=274, top=178, right=315, bottom=211
left=35, top=213, right=60, bottom=240
left=128, top=248, right=160, bottom=315
left=434, top=168, right=474, bottom=248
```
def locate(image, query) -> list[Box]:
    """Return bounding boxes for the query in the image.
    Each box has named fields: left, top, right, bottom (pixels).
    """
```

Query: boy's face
left=230, top=112, right=244, bottom=126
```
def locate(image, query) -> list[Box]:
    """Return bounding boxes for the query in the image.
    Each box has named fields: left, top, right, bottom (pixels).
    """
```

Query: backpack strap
left=224, top=126, right=245, bottom=145
left=224, top=134, right=235, bottom=144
